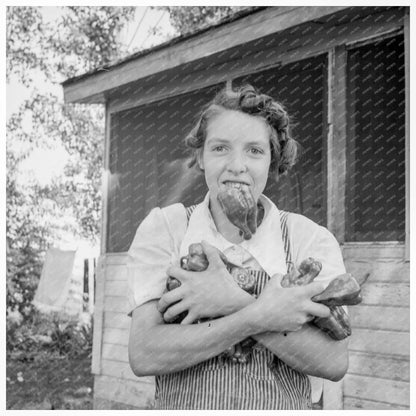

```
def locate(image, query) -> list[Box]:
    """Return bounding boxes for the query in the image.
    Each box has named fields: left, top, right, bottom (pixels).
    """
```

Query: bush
left=6, top=244, right=44, bottom=320
left=7, top=309, right=93, bottom=360
left=48, top=312, right=93, bottom=357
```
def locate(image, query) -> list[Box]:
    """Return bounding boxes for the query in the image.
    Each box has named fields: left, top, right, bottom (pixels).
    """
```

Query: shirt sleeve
left=126, top=207, right=175, bottom=317
left=290, top=214, right=348, bottom=399
left=289, top=213, right=346, bottom=286
left=308, top=226, right=349, bottom=317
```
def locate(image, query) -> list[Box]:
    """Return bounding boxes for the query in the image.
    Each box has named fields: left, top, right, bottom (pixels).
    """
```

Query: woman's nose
left=226, top=153, right=248, bottom=173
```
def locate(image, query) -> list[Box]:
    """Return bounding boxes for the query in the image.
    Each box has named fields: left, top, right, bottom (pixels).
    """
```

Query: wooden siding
left=94, top=374, right=154, bottom=409
left=344, top=375, right=409, bottom=407
left=93, top=254, right=154, bottom=408
left=342, top=244, right=410, bottom=409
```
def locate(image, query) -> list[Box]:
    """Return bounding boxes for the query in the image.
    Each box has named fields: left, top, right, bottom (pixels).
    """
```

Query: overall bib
left=155, top=208, right=312, bottom=410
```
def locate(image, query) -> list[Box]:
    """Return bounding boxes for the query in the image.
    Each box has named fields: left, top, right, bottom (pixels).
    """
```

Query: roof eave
left=62, top=6, right=350, bottom=104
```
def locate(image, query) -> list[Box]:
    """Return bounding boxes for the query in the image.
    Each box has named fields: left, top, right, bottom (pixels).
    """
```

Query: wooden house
left=62, top=6, right=410, bottom=410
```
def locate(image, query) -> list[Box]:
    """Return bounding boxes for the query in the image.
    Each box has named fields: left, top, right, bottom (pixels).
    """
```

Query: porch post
left=323, top=46, right=348, bottom=410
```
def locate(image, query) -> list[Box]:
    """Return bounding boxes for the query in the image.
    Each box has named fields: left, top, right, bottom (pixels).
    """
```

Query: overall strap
left=185, top=205, right=197, bottom=224
left=279, top=210, right=293, bottom=274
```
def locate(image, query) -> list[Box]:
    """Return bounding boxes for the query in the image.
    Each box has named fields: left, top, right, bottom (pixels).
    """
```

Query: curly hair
left=185, top=84, right=299, bottom=176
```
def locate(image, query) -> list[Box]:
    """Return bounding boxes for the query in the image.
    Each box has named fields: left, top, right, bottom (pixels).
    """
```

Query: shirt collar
left=180, top=192, right=287, bottom=277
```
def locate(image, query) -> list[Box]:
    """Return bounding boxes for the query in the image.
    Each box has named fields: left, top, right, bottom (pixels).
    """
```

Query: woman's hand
left=247, top=273, right=331, bottom=334
left=158, top=241, right=253, bottom=324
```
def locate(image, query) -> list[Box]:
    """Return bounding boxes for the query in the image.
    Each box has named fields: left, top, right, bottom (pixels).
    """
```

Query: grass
left=6, top=350, right=94, bottom=410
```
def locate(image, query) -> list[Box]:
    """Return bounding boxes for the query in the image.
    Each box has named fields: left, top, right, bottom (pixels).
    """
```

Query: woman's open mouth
left=221, top=180, right=250, bottom=189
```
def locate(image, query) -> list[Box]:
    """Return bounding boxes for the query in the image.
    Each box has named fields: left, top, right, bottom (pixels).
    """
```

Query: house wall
left=92, top=254, right=155, bottom=409
left=343, top=245, right=409, bottom=409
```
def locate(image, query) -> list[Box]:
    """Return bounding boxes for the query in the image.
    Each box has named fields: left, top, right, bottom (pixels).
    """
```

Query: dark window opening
left=107, top=86, right=222, bottom=253
left=346, top=34, right=405, bottom=242
left=234, top=54, right=328, bottom=227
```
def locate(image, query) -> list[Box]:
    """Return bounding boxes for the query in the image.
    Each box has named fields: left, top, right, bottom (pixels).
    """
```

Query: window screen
left=107, top=86, right=222, bottom=253
left=346, top=34, right=405, bottom=242
left=234, top=55, right=328, bottom=227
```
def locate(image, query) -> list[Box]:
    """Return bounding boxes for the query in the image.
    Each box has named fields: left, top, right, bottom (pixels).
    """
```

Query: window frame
left=339, top=30, right=406, bottom=246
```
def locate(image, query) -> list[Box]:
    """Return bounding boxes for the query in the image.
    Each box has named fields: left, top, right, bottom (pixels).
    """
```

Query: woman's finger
left=166, top=266, right=191, bottom=281
left=305, top=314, right=315, bottom=323
left=307, top=301, right=331, bottom=319
left=303, top=281, right=327, bottom=297
left=163, top=302, right=189, bottom=323
left=157, top=288, right=184, bottom=314
left=180, top=312, right=197, bottom=325
left=201, top=240, right=225, bottom=268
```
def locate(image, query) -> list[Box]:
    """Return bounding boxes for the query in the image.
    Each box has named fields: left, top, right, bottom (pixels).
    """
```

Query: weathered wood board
left=94, top=374, right=154, bottom=409
left=343, top=374, right=409, bottom=407
left=348, top=351, right=409, bottom=382
left=343, top=397, right=409, bottom=410
left=349, top=305, right=409, bottom=332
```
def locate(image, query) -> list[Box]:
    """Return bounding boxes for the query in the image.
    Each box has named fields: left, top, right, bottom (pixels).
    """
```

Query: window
left=346, top=34, right=405, bottom=242
left=234, top=55, right=328, bottom=227
left=107, top=86, right=222, bottom=253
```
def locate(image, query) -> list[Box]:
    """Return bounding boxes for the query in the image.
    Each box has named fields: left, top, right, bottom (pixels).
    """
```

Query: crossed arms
left=128, top=241, right=348, bottom=381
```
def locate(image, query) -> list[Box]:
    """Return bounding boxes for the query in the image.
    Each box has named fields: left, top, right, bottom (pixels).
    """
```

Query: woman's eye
left=249, top=147, right=264, bottom=155
left=213, top=145, right=226, bottom=152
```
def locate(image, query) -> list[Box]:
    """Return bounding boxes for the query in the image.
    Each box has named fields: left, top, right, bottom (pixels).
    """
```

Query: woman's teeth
left=224, top=182, right=245, bottom=189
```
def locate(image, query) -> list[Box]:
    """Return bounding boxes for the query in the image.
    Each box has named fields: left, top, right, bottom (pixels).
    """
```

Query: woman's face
left=198, top=109, right=271, bottom=205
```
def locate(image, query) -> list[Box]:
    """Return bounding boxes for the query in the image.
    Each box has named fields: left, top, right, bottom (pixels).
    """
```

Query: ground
left=6, top=349, right=323, bottom=410
left=6, top=350, right=94, bottom=410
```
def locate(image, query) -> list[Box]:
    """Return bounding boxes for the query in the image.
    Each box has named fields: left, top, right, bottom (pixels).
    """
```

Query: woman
left=127, top=85, right=349, bottom=409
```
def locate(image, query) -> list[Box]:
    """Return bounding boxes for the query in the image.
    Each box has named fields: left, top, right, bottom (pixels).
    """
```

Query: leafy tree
left=153, top=6, right=251, bottom=36
left=6, top=7, right=50, bottom=86
left=46, top=6, right=135, bottom=77
left=7, top=6, right=136, bottom=83
left=6, top=6, right=135, bottom=321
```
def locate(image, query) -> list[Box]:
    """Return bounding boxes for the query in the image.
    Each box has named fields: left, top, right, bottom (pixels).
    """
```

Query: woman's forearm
left=253, top=325, right=349, bottom=381
left=130, top=279, right=333, bottom=377
left=223, top=290, right=349, bottom=381
left=129, top=300, right=260, bottom=376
